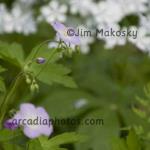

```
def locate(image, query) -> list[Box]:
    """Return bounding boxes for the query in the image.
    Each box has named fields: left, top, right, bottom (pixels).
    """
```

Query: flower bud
left=26, top=78, right=31, bottom=84
left=76, top=46, right=81, bottom=53
left=34, top=84, right=39, bottom=91
left=30, top=84, right=36, bottom=92
left=9, top=109, right=17, bottom=118
left=4, top=119, right=18, bottom=130
left=24, top=65, right=29, bottom=72
left=36, top=57, right=46, bottom=64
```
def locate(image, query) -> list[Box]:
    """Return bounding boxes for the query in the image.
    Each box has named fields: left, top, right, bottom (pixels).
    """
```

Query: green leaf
left=39, top=89, right=94, bottom=118
left=2, top=143, right=25, bottom=150
left=126, top=129, right=141, bottom=150
left=111, top=138, right=128, bottom=150
left=133, top=107, right=146, bottom=119
left=50, top=147, right=67, bottom=150
left=0, top=66, right=6, bottom=92
left=75, top=109, right=120, bottom=150
left=42, top=132, right=86, bottom=147
left=0, top=129, right=18, bottom=142
left=0, top=41, right=24, bottom=68
left=0, top=77, right=6, bottom=92
left=0, top=129, right=29, bottom=148
left=25, top=43, right=76, bottom=88
left=31, top=63, right=77, bottom=88
left=28, top=138, right=43, bottom=150
left=29, top=132, right=85, bottom=150
left=0, top=66, right=6, bottom=73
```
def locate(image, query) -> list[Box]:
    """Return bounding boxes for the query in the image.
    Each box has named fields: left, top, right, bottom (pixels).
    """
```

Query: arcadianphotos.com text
left=67, top=27, right=138, bottom=39
left=11, top=117, right=104, bottom=127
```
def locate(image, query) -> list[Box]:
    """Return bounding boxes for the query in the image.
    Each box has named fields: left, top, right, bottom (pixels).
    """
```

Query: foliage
left=0, top=23, right=150, bottom=150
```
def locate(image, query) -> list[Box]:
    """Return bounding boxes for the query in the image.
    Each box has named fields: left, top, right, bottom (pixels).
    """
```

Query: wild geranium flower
left=6, top=103, right=53, bottom=139
left=51, top=21, right=80, bottom=46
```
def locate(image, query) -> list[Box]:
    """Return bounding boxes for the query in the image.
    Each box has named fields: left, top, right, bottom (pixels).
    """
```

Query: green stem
left=35, top=48, right=58, bottom=78
left=25, top=40, right=60, bottom=65
left=0, top=40, right=62, bottom=128
left=23, top=40, right=60, bottom=71
left=0, top=73, right=23, bottom=128
left=31, top=40, right=53, bottom=61
left=35, top=41, right=62, bottom=78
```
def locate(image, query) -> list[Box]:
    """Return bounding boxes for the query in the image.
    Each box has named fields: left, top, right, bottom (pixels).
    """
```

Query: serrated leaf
left=29, top=132, right=85, bottom=150
left=25, top=43, right=76, bottom=88
left=42, top=132, right=86, bottom=147
left=28, top=140, right=66, bottom=150
left=0, top=41, right=24, bottom=68
left=126, top=129, right=141, bottom=150
left=30, top=63, right=77, bottom=88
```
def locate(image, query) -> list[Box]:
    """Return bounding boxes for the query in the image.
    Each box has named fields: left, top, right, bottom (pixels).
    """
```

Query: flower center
left=61, top=28, right=68, bottom=37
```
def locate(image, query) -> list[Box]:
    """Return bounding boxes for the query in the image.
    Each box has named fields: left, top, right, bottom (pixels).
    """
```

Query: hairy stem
left=0, top=73, right=23, bottom=128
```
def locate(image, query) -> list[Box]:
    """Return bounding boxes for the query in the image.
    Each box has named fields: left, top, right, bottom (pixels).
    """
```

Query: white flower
left=69, top=0, right=96, bottom=17
left=0, top=3, right=37, bottom=35
left=97, top=23, right=127, bottom=49
left=93, top=0, right=124, bottom=25
left=128, top=26, right=150, bottom=53
left=128, top=15, right=150, bottom=53
left=11, top=3, right=36, bottom=35
left=3, top=13, right=14, bottom=33
left=40, top=1, right=68, bottom=23
left=118, top=0, right=148, bottom=15
left=139, top=15, right=150, bottom=31
left=77, top=26, right=94, bottom=54
left=79, top=36, right=94, bottom=54
left=0, top=4, right=8, bottom=33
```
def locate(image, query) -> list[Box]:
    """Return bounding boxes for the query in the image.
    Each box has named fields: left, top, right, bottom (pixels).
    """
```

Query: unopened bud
left=36, top=57, right=46, bottom=64
left=34, top=84, right=39, bottom=91
left=24, top=65, right=29, bottom=72
left=30, top=84, right=36, bottom=92
left=26, top=78, right=31, bottom=84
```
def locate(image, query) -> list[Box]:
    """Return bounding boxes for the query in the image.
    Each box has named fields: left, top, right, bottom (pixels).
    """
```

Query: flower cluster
left=40, top=0, right=68, bottom=23
left=0, top=1, right=36, bottom=35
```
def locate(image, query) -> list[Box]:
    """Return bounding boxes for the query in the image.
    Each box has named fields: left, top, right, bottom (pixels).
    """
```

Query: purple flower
left=10, top=103, right=53, bottom=139
left=4, top=119, right=18, bottom=130
left=36, top=57, right=46, bottom=64
left=51, top=21, right=80, bottom=46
